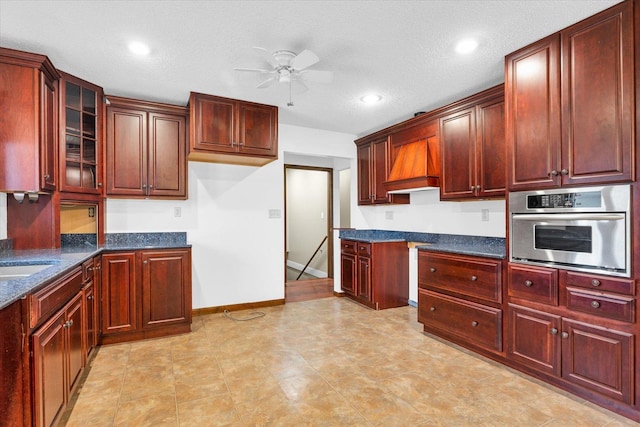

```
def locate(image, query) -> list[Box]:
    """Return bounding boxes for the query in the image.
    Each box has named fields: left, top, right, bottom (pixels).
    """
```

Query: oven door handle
left=513, top=213, right=626, bottom=221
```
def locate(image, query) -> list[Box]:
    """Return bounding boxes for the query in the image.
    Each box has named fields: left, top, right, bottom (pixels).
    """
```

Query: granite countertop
left=339, top=229, right=506, bottom=259
left=0, top=232, right=191, bottom=310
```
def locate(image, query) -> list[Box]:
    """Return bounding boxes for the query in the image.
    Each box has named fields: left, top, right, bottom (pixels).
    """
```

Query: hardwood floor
left=285, top=277, right=334, bottom=303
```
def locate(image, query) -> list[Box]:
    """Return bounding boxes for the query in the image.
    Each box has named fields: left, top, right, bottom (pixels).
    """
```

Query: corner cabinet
left=0, top=47, right=59, bottom=193
left=439, top=85, right=505, bottom=200
left=189, top=92, right=278, bottom=166
left=106, top=96, right=188, bottom=199
left=340, top=239, right=408, bottom=309
left=100, top=248, right=192, bottom=344
left=356, top=137, right=409, bottom=205
left=505, top=0, right=634, bottom=191
left=59, top=71, right=104, bottom=194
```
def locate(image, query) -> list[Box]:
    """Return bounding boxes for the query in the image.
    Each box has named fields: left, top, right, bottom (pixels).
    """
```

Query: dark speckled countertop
left=339, top=229, right=505, bottom=259
left=0, top=232, right=190, bottom=310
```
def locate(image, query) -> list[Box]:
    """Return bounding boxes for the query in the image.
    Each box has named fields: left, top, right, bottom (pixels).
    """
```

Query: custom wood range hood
left=384, top=120, right=440, bottom=193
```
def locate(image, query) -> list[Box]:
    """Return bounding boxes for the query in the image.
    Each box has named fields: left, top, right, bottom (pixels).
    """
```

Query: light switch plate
left=268, top=209, right=281, bottom=219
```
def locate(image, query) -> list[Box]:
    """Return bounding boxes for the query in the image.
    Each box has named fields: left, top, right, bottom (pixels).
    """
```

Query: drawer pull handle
left=430, top=267, right=436, bottom=273
left=471, top=321, right=478, bottom=327
left=591, top=301, right=600, bottom=309
left=591, top=279, right=601, bottom=287
left=524, top=280, right=533, bottom=287
left=471, top=275, right=477, bottom=281
left=430, top=306, right=436, bottom=312
left=550, top=328, right=558, bottom=335
left=561, top=332, right=569, bottom=339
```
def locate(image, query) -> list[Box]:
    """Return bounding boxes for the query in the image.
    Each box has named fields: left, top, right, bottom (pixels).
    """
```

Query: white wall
left=0, top=193, right=6, bottom=239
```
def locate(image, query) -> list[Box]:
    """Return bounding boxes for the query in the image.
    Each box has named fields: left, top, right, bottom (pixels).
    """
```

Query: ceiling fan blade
left=234, top=67, right=274, bottom=73
left=290, top=49, right=319, bottom=70
left=300, top=69, right=334, bottom=84
left=252, top=46, right=278, bottom=67
left=256, top=76, right=277, bottom=88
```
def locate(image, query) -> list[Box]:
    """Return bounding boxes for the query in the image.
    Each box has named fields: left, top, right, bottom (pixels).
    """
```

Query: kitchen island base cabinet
left=100, top=248, right=192, bottom=344
left=339, top=239, right=408, bottom=310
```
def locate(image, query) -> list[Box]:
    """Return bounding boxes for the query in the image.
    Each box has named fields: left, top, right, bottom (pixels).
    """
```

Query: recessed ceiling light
left=128, top=41, right=150, bottom=55
left=455, top=38, right=478, bottom=55
left=360, top=94, right=382, bottom=104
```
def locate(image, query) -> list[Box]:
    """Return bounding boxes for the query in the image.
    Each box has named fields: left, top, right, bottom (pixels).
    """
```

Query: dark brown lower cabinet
left=0, top=300, right=26, bottom=426
left=100, top=248, right=192, bottom=344
left=32, top=291, right=83, bottom=427
left=507, top=304, right=634, bottom=404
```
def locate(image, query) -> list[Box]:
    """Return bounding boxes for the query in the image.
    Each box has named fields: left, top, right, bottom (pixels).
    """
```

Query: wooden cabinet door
left=372, top=138, right=390, bottom=203
left=357, top=143, right=373, bottom=205
left=561, top=318, right=634, bottom=404
left=340, top=252, right=356, bottom=295
left=141, top=250, right=191, bottom=328
left=106, top=107, right=147, bottom=196
left=560, top=0, right=634, bottom=185
left=191, top=94, right=235, bottom=153
left=65, top=293, right=83, bottom=395
left=238, top=102, right=277, bottom=157
left=477, top=98, right=505, bottom=198
left=506, top=34, right=561, bottom=191
left=507, top=304, right=561, bottom=376
left=148, top=112, right=186, bottom=198
left=32, top=309, right=66, bottom=427
left=101, top=252, right=137, bottom=335
left=357, top=256, right=372, bottom=302
left=40, top=74, right=57, bottom=191
left=440, top=107, right=476, bottom=199
left=83, top=281, right=97, bottom=360
left=0, top=301, right=26, bottom=426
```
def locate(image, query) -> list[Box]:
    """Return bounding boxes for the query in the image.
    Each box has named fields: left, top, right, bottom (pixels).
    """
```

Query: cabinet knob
left=550, top=169, right=559, bottom=177
left=591, top=279, right=601, bottom=287
left=149, top=184, right=154, bottom=189
left=470, top=185, right=476, bottom=190
left=97, top=182, right=103, bottom=188
left=143, top=260, right=148, bottom=265
left=475, top=185, right=481, bottom=191
left=561, top=168, right=569, bottom=175
left=430, top=306, right=436, bottom=312
left=430, top=267, right=436, bottom=273
left=524, top=280, right=533, bottom=287
left=142, top=184, right=147, bottom=189
left=87, top=295, right=93, bottom=300
left=471, top=275, right=478, bottom=281
left=44, top=174, right=50, bottom=180
left=550, top=328, right=558, bottom=335
left=591, top=301, right=601, bottom=309
left=561, top=332, right=569, bottom=339
left=471, top=321, right=478, bottom=327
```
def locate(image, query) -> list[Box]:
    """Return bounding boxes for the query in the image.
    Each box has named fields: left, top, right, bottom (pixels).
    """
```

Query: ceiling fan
left=235, top=47, right=333, bottom=105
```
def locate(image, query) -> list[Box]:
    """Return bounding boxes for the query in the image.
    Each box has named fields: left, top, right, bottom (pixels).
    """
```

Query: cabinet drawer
left=418, top=289, right=502, bottom=352
left=82, top=259, right=94, bottom=283
left=508, top=263, right=558, bottom=305
left=340, top=240, right=356, bottom=255
left=564, top=271, right=634, bottom=296
left=566, top=287, right=634, bottom=323
left=356, top=242, right=371, bottom=257
left=29, top=267, right=83, bottom=329
left=418, top=252, right=501, bottom=303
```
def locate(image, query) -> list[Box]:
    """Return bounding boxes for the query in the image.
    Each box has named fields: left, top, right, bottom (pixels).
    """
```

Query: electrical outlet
left=268, top=209, right=281, bottom=219
left=174, top=207, right=182, bottom=218
left=481, top=209, right=489, bottom=221
left=385, top=211, right=394, bottom=220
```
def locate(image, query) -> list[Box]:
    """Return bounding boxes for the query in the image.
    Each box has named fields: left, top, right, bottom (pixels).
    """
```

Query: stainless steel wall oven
left=509, top=184, right=631, bottom=277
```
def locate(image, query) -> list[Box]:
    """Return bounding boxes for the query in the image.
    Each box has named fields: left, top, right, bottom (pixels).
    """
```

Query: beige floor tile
left=177, top=394, right=240, bottom=426
left=119, top=364, right=175, bottom=402
left=114, top=393, right=177, bottom=426
left=174, top=377, right=229, bottom=403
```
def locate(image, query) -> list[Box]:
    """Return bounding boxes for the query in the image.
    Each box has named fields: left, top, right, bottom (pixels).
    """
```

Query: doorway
left=284, top=165, right=333, bottom=302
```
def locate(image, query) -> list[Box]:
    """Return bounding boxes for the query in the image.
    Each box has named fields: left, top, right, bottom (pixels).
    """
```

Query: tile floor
left=62, top=297, right=639, bottom=426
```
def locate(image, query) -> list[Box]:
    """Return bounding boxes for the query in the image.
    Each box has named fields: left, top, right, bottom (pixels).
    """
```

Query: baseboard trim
left=192, top=298, right=285, bottom=316
left=333, top=291, right=345, bottom=297
left=286, top=260, right=328, bottom=278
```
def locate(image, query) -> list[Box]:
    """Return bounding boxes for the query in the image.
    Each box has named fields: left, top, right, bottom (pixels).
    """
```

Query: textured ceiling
left=0, top=0, right=622, bottom=137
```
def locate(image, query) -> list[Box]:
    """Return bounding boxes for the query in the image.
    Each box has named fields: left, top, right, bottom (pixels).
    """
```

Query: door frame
left=284, top=164, right=334, bottom=281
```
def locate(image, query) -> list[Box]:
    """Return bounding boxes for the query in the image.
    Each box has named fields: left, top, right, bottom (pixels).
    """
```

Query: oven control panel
left=527, top=190, right=601, bottom=209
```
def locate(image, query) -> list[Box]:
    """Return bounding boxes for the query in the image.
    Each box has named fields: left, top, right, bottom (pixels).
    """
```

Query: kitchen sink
left=0, top=264, right=54, bottom=280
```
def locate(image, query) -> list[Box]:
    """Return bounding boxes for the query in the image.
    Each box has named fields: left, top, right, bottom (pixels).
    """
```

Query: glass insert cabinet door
left=60, top=73, right=103, bottom=193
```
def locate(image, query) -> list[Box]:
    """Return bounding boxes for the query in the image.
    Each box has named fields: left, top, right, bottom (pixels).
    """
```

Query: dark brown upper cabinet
left=439, top=85, right=505, bottom=200
left=356, top=137, right=409, bottom=205
left=189, top=92, right=278, bottom=166
left=506, top=1, right=634, bottom=191
left=0, top=47, right=59, bottom=193
left=106, top=96, right=187, bottom=199
left=59, top=71, right=104, bottom=195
